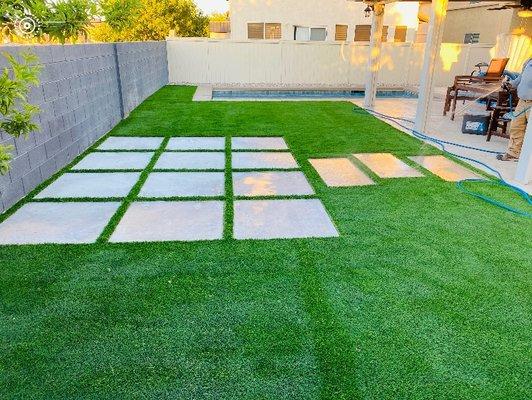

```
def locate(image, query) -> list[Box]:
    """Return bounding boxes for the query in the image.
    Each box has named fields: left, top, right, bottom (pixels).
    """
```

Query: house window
left=265, top=23, right=281, bottom=39
left=294, top=26, right=327, bottom=41
left=354, top=25, right=388, bottom=42
left=248, top=23, right=282, bottom=40
left=394, top=26, right=407, bottom=42
left=248, top=23, right=264, bottom=39
left=310, top=27, right=327, bottom=41
left=294, top=26, right=309, bottom=41
left=335, top=24, right=348, bottom=41
left=464, top=33, right=480, bottom=44
left=354, top=25, right=371, bottom=41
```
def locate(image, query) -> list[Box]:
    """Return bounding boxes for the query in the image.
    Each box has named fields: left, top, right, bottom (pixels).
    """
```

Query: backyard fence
left=166, top=38, right=502, bottom=88
left=0, top=41, right=168, bottom=213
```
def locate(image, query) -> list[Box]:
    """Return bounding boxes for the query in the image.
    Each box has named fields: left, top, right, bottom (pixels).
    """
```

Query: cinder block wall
left=116, top=42, right=168, bottom=116
left=0, top=41, right=168, bottom=214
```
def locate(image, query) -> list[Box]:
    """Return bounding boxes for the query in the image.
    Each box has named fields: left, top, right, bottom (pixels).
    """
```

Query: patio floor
left=1, top=86, right=530, bottom=400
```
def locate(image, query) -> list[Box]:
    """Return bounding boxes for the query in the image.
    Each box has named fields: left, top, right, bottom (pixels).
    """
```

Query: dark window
left=464, top=33, right=480, bottom=44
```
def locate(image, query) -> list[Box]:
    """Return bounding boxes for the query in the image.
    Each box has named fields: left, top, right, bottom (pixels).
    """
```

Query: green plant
left=44, top=0, right=97, bottom=43
left=91, top=0, right=208, bottom=42
left=1, top=0, right=95, bottom=44
left=99, top=0, right=140, bottom=31
left=209, top=12, right=229, bottom=22
left=0, top=51, right=41, bottom=175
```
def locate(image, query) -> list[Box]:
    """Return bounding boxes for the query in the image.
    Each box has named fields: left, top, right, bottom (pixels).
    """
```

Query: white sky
left=194, top=0, right=229, bottom=15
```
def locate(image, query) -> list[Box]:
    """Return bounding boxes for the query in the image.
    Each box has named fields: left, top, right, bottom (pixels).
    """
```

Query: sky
left=194, top=0, right=229, bottom=15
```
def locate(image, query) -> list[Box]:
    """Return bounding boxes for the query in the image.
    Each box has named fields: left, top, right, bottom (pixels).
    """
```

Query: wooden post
left=413, top=0, right=448, bottom=133
left=364, top=3, right=385, bottom=108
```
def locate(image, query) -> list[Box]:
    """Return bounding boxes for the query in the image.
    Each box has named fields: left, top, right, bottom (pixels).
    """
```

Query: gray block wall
left=0, top=41, right=168, bottom=214
left=116, top=42, right=168, bottom=116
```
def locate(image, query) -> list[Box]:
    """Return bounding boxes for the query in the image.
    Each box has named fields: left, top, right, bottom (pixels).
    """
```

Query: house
left=225, top=0, right=420, bottom=43
left=440, top=1, right=531, bottom=44
left=210, top=1, right=531, bottom=46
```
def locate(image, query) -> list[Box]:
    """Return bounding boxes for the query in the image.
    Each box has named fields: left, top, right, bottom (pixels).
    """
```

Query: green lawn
left=1, top=86, right=531, bottom=399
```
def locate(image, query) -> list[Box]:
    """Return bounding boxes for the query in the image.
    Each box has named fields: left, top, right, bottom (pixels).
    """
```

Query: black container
left=461, top=113, right=490, bottom=135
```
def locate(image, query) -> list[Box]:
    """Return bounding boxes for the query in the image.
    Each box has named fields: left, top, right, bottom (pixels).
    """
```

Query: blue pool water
left=212, top=89, right=418, bottom=100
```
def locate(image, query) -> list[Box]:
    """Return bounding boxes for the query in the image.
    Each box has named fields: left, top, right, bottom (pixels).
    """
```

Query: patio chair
left=443, top=58, right=510, bottom=120
left=486, top=88, right=518, bottom=141
left=481, top=57, right=510, bottom=77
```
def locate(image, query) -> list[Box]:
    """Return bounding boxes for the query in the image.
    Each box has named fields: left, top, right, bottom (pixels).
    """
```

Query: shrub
left=0, top=52, right=41, bottom=175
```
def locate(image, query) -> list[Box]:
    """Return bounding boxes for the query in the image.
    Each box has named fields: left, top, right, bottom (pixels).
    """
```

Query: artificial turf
left=1, top=86, right=531, bottom=399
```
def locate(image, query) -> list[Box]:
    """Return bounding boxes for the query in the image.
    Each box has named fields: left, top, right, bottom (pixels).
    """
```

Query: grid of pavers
left=0, top=136, right=339, bottom=244
left=310, top=153, right=479, bottom=187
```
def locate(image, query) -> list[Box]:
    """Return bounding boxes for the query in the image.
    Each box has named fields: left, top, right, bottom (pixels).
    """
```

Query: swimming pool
left=212, top=89, right=418, bottom=100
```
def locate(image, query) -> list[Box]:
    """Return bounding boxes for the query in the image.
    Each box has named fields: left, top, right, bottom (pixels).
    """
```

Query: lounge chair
left=443, top=58, right=510, bottom=120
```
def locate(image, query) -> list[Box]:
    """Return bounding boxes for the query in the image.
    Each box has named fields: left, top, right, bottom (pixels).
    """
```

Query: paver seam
left=346, top=154, right=382, bottom=182
left=223, top=136, right=233, bottom=240
left=67, top=169, right=146, bottom=173
left=97, top=137, right=170, bottom=243
left=150, top=168, right=226, bottom=173
left=234, top=194, right=316, bottom=201
left=136, top=196, right=226, bottom=202
left=31, top=197, right=126, bottom=203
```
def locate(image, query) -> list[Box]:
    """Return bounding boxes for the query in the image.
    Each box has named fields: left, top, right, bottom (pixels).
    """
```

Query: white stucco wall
left=442, top=4, right=514, bottom=44
left=228, top=0, right=420, bottom=42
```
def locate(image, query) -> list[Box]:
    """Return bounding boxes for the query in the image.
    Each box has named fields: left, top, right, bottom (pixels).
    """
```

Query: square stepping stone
left=232, top=152, right=298, bottom=170
left=309, top=158, right=374, bottom=187
left=154, top=152, right=225, bottom=170
left=97, top=136, right=163, bottom=150
left=167, top=137, right=225, bottom=150
left=139, top=172, right=225, bottom=197
left=353, top=153, right=424, bottom=178
left=232, top=137, right=288, bottom=150
left=109, top=201, right=224, bottom=242
left=233, top=171, right=314, bottom=197
left=35, top=172, right=140, bottom=198
left=71, top=152, right=153, bottom=170
left=0, top=202, right=119, bottom=244
left=233, top=199, right=338, bottom=240
left=409, top=155, right=481, bottom=182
